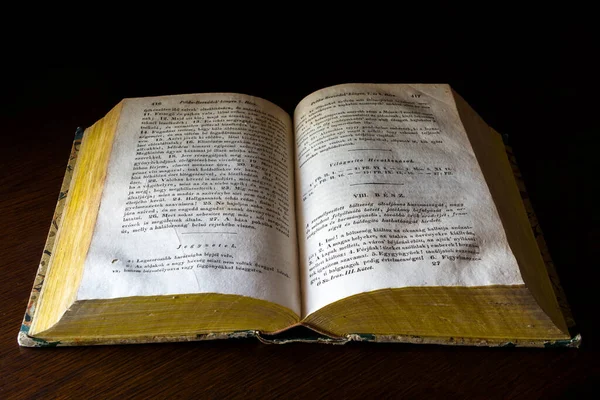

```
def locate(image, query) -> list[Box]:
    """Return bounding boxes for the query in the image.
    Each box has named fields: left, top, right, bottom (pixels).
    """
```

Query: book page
left=294, top=84, right=524, bottom=317
left=77, top=93, right=301, bottom=316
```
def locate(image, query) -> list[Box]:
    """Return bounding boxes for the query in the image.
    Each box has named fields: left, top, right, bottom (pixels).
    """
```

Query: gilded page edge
left=28, top=102, right=125, bottom=336
left=19, top=128, right=83, bottom=347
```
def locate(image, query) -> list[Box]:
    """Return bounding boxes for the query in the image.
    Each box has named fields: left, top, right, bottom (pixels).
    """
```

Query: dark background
left=1, top=36, right=598, bottom=398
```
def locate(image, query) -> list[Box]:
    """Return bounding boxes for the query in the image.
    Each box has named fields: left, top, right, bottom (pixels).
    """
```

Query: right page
left=294, top=83, right=524, bottom=317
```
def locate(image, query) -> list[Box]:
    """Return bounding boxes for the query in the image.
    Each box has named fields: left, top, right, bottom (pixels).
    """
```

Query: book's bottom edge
left=18, top=327, right=258, bottom=347
left=345, top=333, right=582, bottom=348
left=18, top=325, right=581, bottom=348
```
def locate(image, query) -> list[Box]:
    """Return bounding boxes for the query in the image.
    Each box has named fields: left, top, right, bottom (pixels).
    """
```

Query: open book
left=19, top=84, right=579, bottom=347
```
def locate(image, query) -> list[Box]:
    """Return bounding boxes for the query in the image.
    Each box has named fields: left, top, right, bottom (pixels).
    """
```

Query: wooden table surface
left=1, top=62, right=598, bottom=399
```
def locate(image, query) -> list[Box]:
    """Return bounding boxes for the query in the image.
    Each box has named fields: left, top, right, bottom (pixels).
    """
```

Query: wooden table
left=1, top=65, right=597, bottom=399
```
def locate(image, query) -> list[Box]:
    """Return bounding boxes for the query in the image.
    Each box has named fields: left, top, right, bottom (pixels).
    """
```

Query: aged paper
left=294, top=84, right=524, bottom=317
left=77, top=93, right=301, bottom=316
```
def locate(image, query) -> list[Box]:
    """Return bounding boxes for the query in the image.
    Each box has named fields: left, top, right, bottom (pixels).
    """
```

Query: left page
left=77, top=93, right=301, bottom=316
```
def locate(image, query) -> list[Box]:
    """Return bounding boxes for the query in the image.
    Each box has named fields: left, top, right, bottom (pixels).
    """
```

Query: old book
left=19, top=84, right=579, bottom=347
